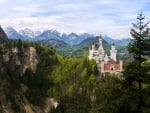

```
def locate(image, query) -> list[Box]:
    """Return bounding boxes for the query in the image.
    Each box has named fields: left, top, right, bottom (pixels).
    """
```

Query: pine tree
left=129, top=12, right=150, bottom=86
left=124, top=12, right=150, bottom=113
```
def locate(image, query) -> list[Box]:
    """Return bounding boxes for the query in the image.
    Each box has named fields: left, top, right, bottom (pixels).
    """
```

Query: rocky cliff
left=0, top=27, right=58, bottom=113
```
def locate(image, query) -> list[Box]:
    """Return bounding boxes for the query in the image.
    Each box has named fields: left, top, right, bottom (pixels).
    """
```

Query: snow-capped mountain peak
left=4, top=26, right=95, bottom=45
left=68, top=32, right=79, bottom=40
left=19, top=28, right=37, bottom=38
left=5, top=26, right=17, bottom=35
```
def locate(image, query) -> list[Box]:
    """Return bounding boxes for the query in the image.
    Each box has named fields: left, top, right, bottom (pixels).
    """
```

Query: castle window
left=111, top=68, right=113, bottom=71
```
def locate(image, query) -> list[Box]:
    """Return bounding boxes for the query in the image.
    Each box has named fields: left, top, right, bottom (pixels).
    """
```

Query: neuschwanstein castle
left=88, top=36, right=123, bottom=75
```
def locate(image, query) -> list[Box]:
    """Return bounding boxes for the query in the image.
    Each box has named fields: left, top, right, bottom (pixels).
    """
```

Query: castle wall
left=88, top=37, right=123, bottom=75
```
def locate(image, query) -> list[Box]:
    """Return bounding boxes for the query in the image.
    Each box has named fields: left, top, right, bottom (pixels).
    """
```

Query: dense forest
left=51, top=13, right=150, bottom=113
left=0, top=13, right=150, bottom=113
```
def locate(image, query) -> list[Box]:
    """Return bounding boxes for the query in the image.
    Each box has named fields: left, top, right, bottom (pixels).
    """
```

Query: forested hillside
left=0, top=39, right=59, bottom=113
left=0, top=27, right=98, bottom=113
left=0, top=13, right=150, bottom=113
left=50, top=13, right=150, bottom=113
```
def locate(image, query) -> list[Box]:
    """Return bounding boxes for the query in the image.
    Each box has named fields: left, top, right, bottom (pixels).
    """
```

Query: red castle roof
left=104, top=60, right=121, bottom=72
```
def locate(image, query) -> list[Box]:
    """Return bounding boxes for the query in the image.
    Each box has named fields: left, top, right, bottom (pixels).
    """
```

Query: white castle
left=89, top=36, right=123, bottom=75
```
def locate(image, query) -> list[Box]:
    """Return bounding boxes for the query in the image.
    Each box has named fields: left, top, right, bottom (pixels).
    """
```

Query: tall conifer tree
left=124, top=12, right=150, bottom=113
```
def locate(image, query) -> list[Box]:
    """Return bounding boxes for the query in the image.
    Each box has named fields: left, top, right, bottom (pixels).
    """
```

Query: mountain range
left=4, top=26, right=131, bottom=57
left=5, top=26, right=130, bottom=47
left=5, top=27, right=95, bottom=46
left=103, top=35, right=131, bottom=46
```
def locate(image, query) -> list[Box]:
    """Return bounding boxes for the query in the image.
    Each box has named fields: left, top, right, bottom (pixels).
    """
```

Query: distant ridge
left=38, top=39, right=69, bottom=48
left=103, top=35, right=130, bottom=46
left=4, top=26, right=131, bottom=55
left=0, top=26, right=8, bottom=43
left=5, top=26, right=94, bottom=45
left=74, top=36, right=109, bottom=49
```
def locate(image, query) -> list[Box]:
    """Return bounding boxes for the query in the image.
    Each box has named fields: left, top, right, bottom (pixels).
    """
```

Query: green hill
left=71, top=36, right=110, bottom=57
left=0, top=26, right=98, bottom=113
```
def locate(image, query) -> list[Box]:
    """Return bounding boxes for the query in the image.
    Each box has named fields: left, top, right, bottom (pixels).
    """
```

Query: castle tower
left=88, top=36, right=123, bottom=75
left=98, top=37, right=103, bottom=50
left=88, top=43, right=95, bottom=60
left=110, top=44, right=117, bottom=61
left=104, top=54, right=109, bottom=63
left=89, top=48, right=93, bottom=60
left=92, top=43, right=95, bottom=50
left=98, top=37, right=105, bottom=61
left=99, top=37, right=102, bottom=45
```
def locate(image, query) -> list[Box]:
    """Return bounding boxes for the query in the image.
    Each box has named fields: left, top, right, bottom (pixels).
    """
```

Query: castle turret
left=99, top=37, right=102, bottom=45
left=104, top=54, right=109, bottom=63
left=92, top=43, right=95, bottom=50
left=98, top=37, right=105, bottom=60
left=110, top=44, right=117, bottom=61
left=88, top=43, right=95, bottom=60
left=98, top=37, right=103, bottom=50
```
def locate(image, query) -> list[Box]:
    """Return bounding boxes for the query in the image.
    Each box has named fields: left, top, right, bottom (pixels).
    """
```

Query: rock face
left=0, top=41, right=58, bottom=113
left=0, top=45, right=57, bottom=113
left=1, top=46, right=38, bottom=74
left=0, top=45, right=39, bottom=113
left=0, top=27, right=59, bottom=113
left=0, top=26, right=8, bottom=43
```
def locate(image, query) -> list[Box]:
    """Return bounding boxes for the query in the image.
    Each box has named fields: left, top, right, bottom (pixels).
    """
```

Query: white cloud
left=0, top=0, right=149, bottom=38
left=0, top=0, right=4, bottom=3
left=94, top=0, right=118, bottom=5
left=13, top=4, right=43, bottom=14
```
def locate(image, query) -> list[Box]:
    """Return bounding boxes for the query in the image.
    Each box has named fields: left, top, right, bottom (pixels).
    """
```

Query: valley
left=0, top=9, right=149, bottom=113
left=0, top=0, right=150, bottom=112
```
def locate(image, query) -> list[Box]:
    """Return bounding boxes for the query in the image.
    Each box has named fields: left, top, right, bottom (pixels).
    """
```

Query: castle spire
left=98, top=35, right=104, bottom=51
left=99, top=34, right=103, bottom=45
left=110, top=43, right=117, bottom=61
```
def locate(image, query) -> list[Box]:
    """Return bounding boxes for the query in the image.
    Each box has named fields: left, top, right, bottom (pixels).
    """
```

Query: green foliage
left=23, top=44, right=58, bottom=105
left=66, top=85, right=74, bottom=95
left=51, top=93, right=92, bottom=113
left=0, top=40, right=58, bottom=107
left=51, top=13, right=150, bottom=113
left=123, top=13, right=150, bottom=113
left=48, top=56, right=98, bottom=98
left=1, top=13, right=149, bottom=113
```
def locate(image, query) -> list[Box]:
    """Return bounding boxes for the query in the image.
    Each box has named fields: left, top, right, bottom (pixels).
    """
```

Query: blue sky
left=0, top=0, right=150, bottom=38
